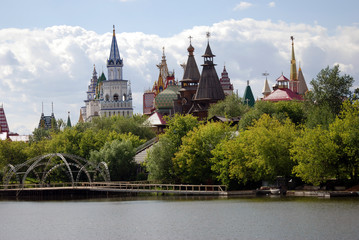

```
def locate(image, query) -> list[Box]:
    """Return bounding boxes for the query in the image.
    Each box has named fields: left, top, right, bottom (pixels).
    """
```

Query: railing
left=0, top=182, right=227, bottom=195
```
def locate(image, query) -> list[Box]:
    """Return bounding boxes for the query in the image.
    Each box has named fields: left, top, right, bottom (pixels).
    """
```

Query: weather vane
left=290, top=36, right=294, bottom=42
left=262, top=71, right=269, bottom=78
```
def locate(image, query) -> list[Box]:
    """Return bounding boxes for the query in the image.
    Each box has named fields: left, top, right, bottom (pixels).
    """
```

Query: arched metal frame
left=3, top=153, right=110, bottom=188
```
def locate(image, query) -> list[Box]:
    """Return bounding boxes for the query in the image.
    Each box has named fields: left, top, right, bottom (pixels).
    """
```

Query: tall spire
left=290, top=36, right=297, bottom=81
left=67, top=111, right=72, bottom=128
left=107, top=25, right=123, bottom=80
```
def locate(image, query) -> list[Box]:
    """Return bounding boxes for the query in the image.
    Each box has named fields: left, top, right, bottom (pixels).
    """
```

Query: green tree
left=307, top=65, right=354, bottom=115
left=329, top=100, right=359, bottom=183
left=90, top=139, right=136, bottom=181
left=291, top=127, right=339, bottom=186
left=145, top=114, right=199, bottom=183
left=212, top=114, right=298, bottom=186
left=173, top=121, right=233, bottom=184
left=208, top=94, right=249, bottom=118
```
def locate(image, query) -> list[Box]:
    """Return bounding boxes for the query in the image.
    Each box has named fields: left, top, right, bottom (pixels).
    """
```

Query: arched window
left=122, top=94, right=126, bottom=101
left=114, top=94, right=119, bottom=101
left=105, top=95, right=110, bottom=101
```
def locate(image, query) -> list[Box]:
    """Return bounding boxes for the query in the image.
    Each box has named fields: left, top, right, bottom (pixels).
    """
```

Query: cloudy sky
left=1, top=0, right=359, bottom=134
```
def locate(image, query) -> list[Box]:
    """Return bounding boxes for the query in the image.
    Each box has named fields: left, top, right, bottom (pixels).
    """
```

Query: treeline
left=0, top=115, right=156, bottom=181
left=145, top=65, right=359, bottom=189
left=145, top=99, right=359, bottom=189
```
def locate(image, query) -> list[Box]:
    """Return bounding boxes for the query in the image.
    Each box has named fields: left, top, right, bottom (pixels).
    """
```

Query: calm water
left=1, top=196, right=359, bottom=240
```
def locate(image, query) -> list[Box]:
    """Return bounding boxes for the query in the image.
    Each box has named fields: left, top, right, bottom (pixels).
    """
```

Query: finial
left=68, top=111, right=70, bottom=116
left=247, top=80, right=249, bottom=86
left=52, top=102, right=54, bottom=114
left=206, top=31, right=211, bottom=41
left=113, top=25, right=115, bottom=36
left=42, top=102, right=44, bottom=114
left=162, top=46, right=165, bottom=56
left=188, top=35, right=193, bottom=44
left=291, top=36, right=294, bottom=44
left=262, top=71, right=269, bottom=80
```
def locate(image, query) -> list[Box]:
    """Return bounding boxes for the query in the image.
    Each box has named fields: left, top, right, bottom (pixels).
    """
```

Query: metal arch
left=4, top=153, right=111, bottom=187
left=95, top=162, right=111, bottom=182
left=21, top=153, right=75, bottom=188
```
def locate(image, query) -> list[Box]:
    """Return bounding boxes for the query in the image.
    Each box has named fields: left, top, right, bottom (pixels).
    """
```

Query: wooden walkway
left=0, top=182, right=227, bottom=196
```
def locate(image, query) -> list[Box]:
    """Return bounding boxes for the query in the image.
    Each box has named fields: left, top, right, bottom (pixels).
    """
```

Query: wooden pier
left=0, top=182, right=227, bottom=198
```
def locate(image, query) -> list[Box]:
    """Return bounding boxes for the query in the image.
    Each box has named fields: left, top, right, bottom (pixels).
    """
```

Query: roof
left=155, top=85, right=180, bottom=109
left=107, top=26, right=122, bottom=66
left=262, top=78, right=271, bottom=95
left=181, top=44, right=200, bottom=83
left=263, top=88, right=303, bottom=101
left=145, top=112, right=167, bottom=126
left=243, top=83, right=255, bottom=107
left=0, top=105, right=10, bottom=133
left=297, top=67, right=308, bottom=95
left=208, top=115, right=241, bottom=123
left=276, top=74, right=290, bottom=82
left=194, top=42, right=225, bottom=101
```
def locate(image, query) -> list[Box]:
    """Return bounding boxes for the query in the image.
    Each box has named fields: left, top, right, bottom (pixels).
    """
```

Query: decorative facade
left=81, top=26, right=133, bottom=122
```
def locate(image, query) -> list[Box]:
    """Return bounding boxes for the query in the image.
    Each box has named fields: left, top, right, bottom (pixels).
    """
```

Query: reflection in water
left=1, top=196, right=359, bottom=240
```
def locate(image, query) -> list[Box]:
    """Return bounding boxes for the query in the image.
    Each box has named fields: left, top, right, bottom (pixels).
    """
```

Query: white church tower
left=82, top=26, right=133, bottom=122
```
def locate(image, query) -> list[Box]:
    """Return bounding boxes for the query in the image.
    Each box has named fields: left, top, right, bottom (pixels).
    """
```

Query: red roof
left=263, top=88, right=303, bottom=101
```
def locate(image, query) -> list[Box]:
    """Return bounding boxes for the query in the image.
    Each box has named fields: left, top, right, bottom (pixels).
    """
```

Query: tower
left=82, top=26, right=133, bottom=121
left=0, top=104, right=10, bottom=134
left=179, top=37, right=201, bottom=114
left=189, top=33, right=225, bottom=119
left=219, top=65, right=233, bottom=95
left=289, top=36, right=299, bottom=94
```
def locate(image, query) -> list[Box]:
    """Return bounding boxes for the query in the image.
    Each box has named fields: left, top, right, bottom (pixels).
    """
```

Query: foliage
left=307, top=65, right=354, bottom=115
left=291, top=127, right=339, bottom=186
left=173, top=122, right=233, bottom=184
left=0, top=140, right=28, bottom=168
left=90, top=139, right=136, bottom=181
left=212, top=114, right=298, bottom=185
left=208, top=94, right=250, bottom=119
left=145, top=114, right=199, bottom=183
left=239, top=100, right=306, bottom=129
left=292, top=100, right=359, bottom=185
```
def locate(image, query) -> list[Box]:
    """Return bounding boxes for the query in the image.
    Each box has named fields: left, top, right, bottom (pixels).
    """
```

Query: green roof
left=155, top=85, right=180, bottom=109
left=243, top=84, right=255, bottom=107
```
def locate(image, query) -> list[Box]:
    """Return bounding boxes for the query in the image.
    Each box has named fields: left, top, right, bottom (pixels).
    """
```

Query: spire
left=181, top=38, right=200, bottom=82
left=290, top=36, right=297, bottom=81
left=297, top=66, right=308, bottom=95
left=108, top=25, right=122, bottom=67
left=262, top=71, right=271, bottom=97
left=78, top=109, right=84, bottom=123
left=194, top=38, right=224, bottom=101
left=243, top=81, right=255, bottom=107
left=66, top=111, right=72, bottom=128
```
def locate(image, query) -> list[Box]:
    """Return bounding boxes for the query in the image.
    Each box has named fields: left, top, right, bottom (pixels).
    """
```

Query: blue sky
left=1, top=0, right=359, bottom=134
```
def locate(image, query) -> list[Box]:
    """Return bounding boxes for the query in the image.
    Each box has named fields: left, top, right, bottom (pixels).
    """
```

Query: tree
left=208, top=94, right=249, bottom=118
left=291, top=127, right=339, bottom=186
left=172, top=121, right=233, bottom=184
left=212, top=114, right=298, bottom=186
left=90, top=139, right=136, bottom=181
left=308, top=65, right=354, bottom=115
left=145, top=114, right=199, bottom=183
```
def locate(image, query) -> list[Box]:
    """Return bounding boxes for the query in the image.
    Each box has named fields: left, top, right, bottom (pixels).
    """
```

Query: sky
left=1, top=0, right=359, bottom=134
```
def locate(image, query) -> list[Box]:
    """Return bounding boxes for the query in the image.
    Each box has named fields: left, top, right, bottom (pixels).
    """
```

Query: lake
left=1, top=196, right=358, bottom=240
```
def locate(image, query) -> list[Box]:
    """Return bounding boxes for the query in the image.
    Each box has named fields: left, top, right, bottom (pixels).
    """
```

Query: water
left=1, top=196, right=359, bottom=240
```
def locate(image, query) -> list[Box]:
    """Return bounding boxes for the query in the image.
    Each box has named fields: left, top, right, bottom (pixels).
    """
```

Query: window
left=105, top=95, right=110, bottom=101
left=114, top=94, right=119, bottom=101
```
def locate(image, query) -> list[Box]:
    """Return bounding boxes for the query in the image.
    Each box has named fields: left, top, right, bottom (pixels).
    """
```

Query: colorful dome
left=155, top=85, right=180, bottom=109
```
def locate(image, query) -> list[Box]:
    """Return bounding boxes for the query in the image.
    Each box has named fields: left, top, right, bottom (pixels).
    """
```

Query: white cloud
left=0, top=19, right=358, bottom=134
left=233, top=2, right=253, bottom=11
left=268, top=2, right=275, bottom=7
